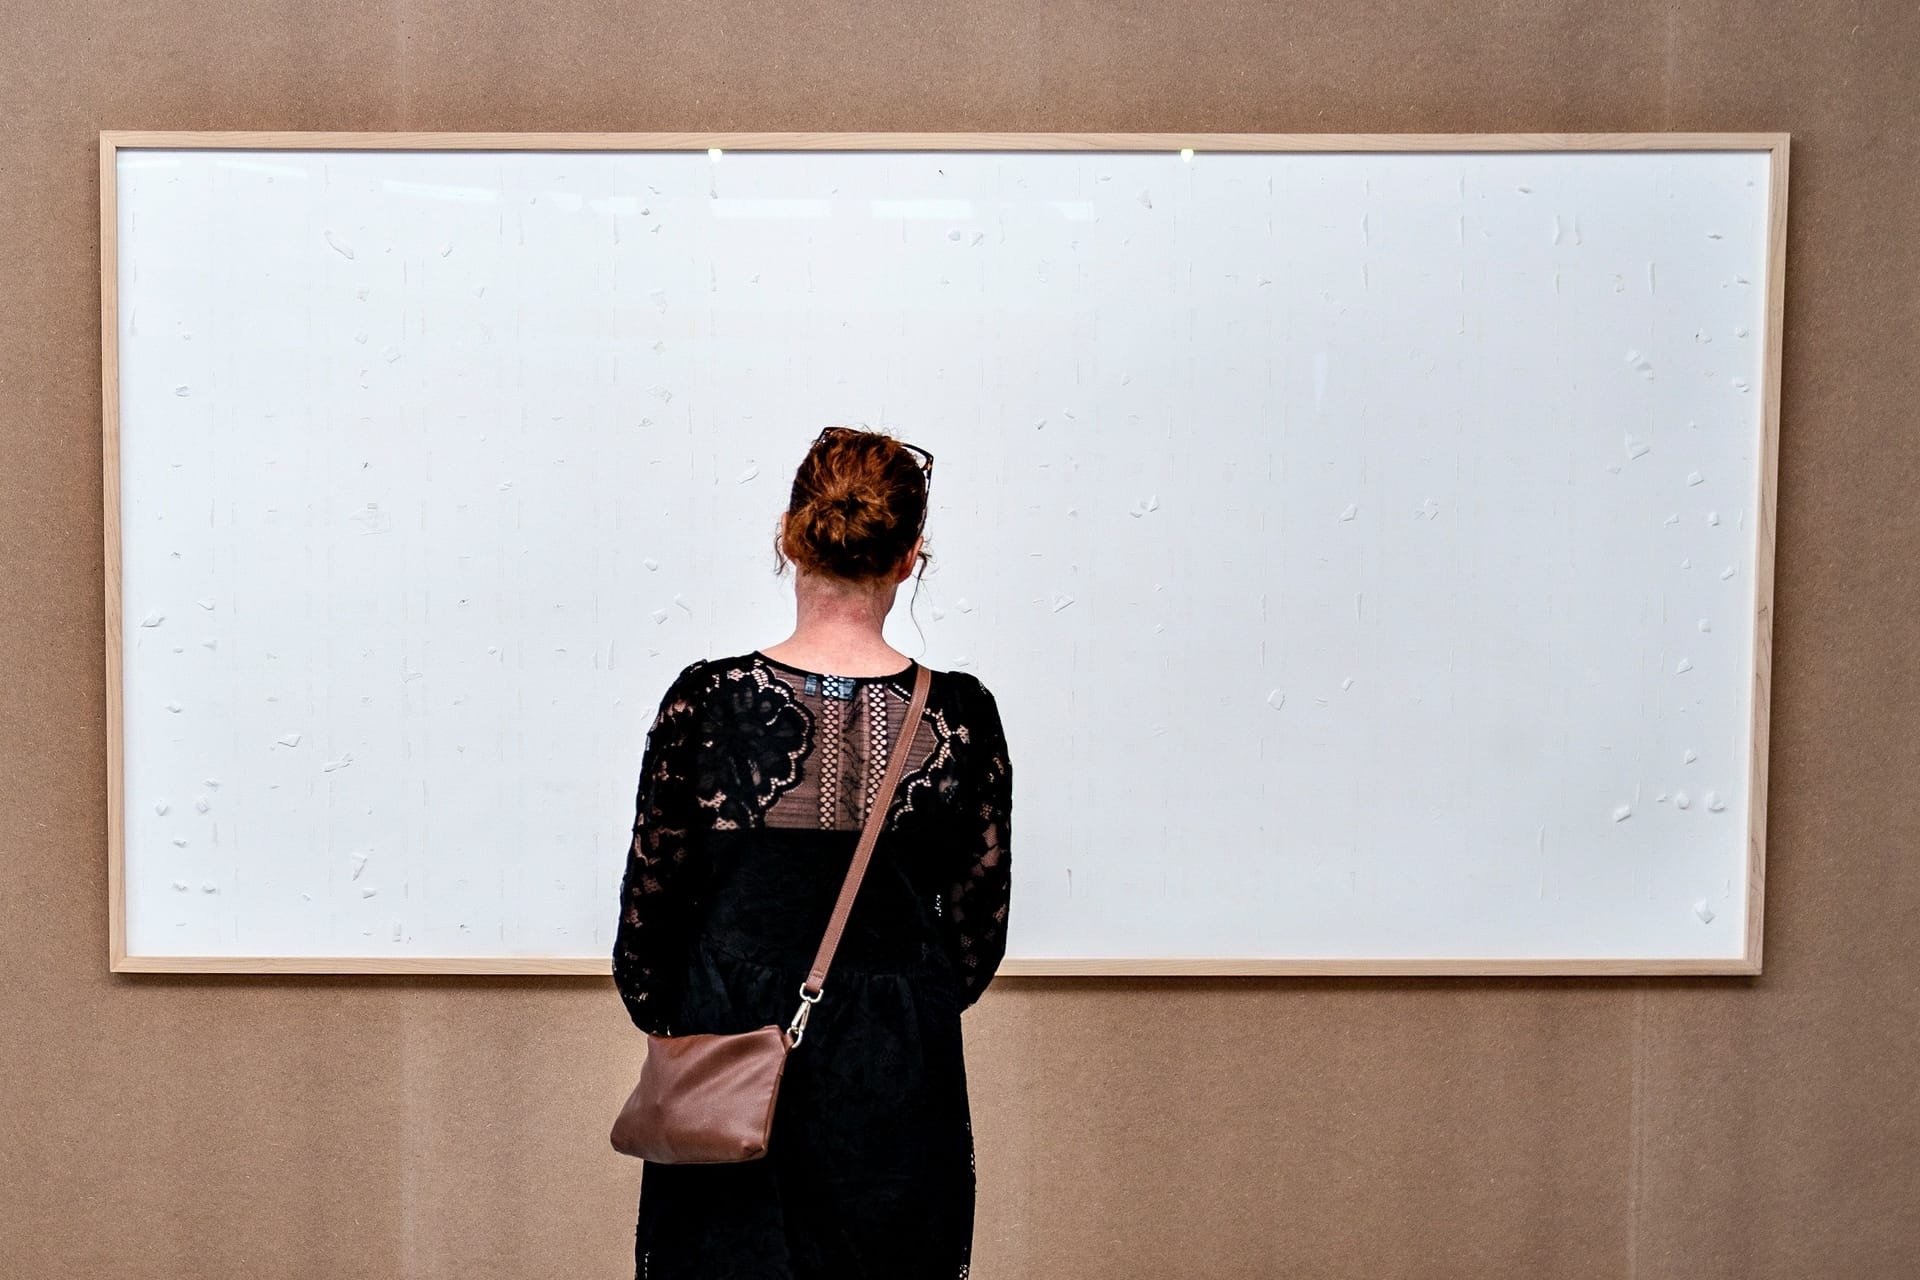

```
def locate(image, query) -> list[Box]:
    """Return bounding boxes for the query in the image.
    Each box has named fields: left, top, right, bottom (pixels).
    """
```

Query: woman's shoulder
left=663, top=655, right=721, bottom=696
left=941, top=665, right=998, bottom=698
left=928, top=669, right=1004, bottom=745
left=942, top=667, right=998, bottom=713
left=909, top=662, right=1001, bottom=712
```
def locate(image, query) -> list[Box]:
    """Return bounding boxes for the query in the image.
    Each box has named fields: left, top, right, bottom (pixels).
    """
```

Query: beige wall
left=5, top=3, right=1916, bottom=1275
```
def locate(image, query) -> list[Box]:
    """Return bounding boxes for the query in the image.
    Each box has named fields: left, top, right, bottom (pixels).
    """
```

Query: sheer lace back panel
left=729, top=653, right=946, bottom=834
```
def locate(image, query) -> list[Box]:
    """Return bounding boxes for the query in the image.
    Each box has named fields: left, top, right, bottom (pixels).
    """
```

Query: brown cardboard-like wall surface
left=4, top=3, right=1917, bottom=1277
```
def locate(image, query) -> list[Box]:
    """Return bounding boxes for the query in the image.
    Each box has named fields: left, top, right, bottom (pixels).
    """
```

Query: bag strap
left=786, top=662, right=932, bottom=1047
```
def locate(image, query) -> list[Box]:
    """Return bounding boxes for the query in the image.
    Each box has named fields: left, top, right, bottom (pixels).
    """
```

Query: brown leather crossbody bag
left=610, top=662, right=933, bottom=1164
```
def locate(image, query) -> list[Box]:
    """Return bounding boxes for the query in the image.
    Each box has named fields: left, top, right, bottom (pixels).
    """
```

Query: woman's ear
left=897, top=536, right=923, bottom=583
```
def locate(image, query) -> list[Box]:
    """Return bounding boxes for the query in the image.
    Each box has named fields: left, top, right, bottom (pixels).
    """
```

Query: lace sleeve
left=613, top=660, right=708, bottom=1035
left=945, top=675, right=1012, bottom=1009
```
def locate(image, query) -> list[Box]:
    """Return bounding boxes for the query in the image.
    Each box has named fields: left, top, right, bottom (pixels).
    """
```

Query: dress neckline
left=752, top=649, right=917, bottom=681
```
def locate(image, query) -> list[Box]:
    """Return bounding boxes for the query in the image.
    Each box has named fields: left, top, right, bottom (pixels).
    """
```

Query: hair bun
left=776, top=427, right=929, bottom=583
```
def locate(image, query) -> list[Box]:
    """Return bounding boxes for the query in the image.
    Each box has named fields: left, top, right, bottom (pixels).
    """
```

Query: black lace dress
left=614, top=650, right=1013, bottom=1280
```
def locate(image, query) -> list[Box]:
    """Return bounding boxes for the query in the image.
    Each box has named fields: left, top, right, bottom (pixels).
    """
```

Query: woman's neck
left=764, top=572, right=909, bottom=674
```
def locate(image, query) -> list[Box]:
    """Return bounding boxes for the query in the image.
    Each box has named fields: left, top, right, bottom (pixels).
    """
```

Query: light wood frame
left=101, top=131, right=1789, bottom=976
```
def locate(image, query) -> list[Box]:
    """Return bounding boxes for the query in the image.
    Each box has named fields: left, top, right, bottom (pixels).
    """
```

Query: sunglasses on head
left=811, top=425, right=933, bottom=477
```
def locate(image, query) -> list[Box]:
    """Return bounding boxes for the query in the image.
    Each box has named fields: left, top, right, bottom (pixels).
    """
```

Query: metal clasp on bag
left=786, top=982, right=822, bottom=1048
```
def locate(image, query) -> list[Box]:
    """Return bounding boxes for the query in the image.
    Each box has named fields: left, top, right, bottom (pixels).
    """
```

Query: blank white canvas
left=112, top=145, right=1773, bottom=964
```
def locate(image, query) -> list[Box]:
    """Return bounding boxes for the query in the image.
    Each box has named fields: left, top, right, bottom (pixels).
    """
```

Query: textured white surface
left=114, top=146, right=1773, bottom=961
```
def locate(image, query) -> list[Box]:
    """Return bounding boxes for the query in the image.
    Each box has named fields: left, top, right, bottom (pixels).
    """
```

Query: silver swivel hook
left=787, top=981, right=823, bottom=1047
